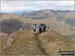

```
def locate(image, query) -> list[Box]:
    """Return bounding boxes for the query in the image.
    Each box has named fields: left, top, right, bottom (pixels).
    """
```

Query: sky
left=1, top=1, right=75, bottom=13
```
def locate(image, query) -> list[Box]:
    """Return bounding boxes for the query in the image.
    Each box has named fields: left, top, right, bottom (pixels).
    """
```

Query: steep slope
left=0, top=14, right=35, bottom=34
left=1, top=30, right=45, bottom=55
left=1, top=30, right=74, bottom=56
left=38, top=30, right=74, bottom=55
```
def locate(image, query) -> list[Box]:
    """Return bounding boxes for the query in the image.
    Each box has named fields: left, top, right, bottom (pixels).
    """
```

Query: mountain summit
left=1, top=30, right=74, bottom=56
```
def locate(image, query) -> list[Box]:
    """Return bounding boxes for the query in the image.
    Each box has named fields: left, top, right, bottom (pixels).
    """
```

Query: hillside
left=1, top=30, right=74, bottom=56
left=38, top=30, right=74, bottom=55
left=1, top=30, right=45, bottom=55
left=0, top=10, right=75, bottom=41
left=22, top=10, right=75, bottom=29
left=0, top=14, right=35, bottom=34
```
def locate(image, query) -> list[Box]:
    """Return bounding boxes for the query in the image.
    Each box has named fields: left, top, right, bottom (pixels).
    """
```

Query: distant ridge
left=0, top=9, right=75, bottom=41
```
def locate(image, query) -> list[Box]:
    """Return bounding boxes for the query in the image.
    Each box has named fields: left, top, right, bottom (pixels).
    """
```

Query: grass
left=1, top=30, right=74, bottom=56
left=38, top=30, right=74, bottom=55
left=1, top=30, right=44, bottom=55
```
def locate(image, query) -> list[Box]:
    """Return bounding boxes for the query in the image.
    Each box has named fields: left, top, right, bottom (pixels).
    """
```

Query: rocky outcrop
left=3, top=33, right=15, bottom=49
left=1, top=19, right=23, bottom=34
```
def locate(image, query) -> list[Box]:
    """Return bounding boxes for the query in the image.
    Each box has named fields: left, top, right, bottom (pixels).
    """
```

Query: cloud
left=1, top=1, right=74, bottom=13
left=2, top=0, right=74, bottom=1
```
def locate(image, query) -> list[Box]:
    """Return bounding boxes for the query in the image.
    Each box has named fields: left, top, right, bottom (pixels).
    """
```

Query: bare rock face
left=19, top=28, right=23, bottom=31
left=1, top=19, right=23, bottom=34
left=3, top=33, right=14, bottom=49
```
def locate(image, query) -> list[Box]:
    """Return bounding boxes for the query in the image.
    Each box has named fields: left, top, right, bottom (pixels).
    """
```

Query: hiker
left=32, top=24, right=37, bottom=33
left=43, top=24, right=47, bottom=32
left=39, top=25, right=42, bottom=34
left=40, top=24, right=44, bottom=32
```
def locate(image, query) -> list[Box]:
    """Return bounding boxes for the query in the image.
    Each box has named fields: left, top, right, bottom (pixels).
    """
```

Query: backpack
left=40, top=24, right=44, bottom=29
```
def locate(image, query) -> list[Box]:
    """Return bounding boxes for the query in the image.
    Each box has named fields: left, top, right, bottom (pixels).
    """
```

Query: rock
left=19, top=28, right=23, bottom=31
left=3, top=33, right=14, bottom=49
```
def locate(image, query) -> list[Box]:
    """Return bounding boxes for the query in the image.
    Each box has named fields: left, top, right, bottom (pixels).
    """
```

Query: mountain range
left=0, top=10, right=75, bottom=40
left=0, top=9, right=75, bottom=55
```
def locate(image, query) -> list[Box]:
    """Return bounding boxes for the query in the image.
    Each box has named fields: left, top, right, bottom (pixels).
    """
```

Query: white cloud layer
left=1, top=1, right=74, bottom=13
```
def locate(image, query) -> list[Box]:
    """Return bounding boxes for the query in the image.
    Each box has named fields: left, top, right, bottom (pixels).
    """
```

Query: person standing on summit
left=43, top=24, right=47, bottom=32
left=39, top=24, right=47, bottom=34
left=32, top=24, right=37, bottom=34
left=39, top=24, right=42, bottom=34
